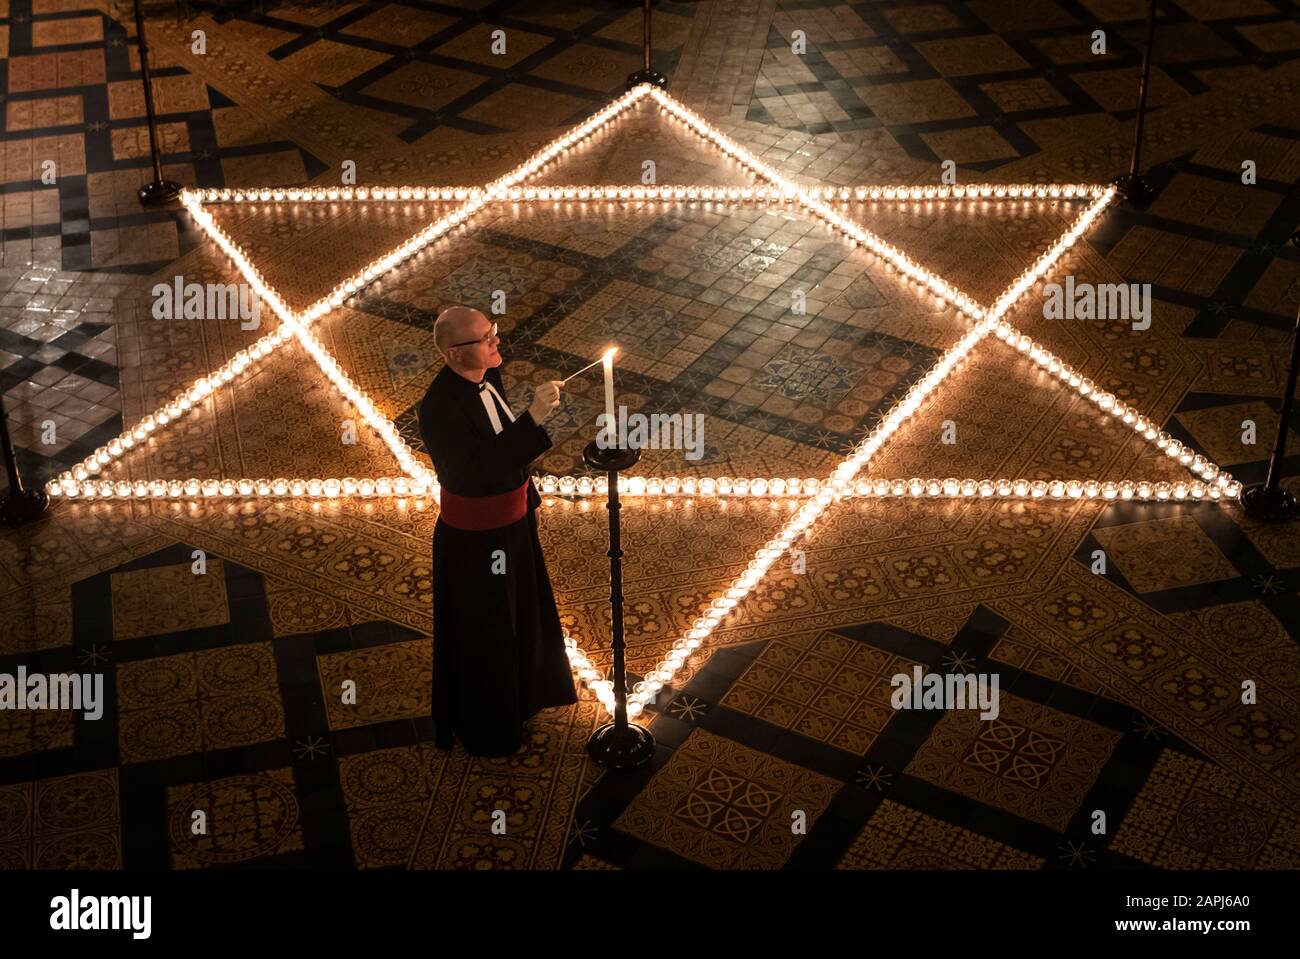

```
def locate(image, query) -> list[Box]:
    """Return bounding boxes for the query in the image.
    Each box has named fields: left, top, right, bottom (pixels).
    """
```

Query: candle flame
left=603, top=347, right=618, bottom=361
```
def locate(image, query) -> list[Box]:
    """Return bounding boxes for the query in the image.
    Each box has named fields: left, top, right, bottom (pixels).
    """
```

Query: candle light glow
left=602, top=347, right=618, bottom=444
left=45, top=83, right=1240, bottom=723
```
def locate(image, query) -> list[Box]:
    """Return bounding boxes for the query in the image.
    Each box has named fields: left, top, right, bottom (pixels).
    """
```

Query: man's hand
left=528, top=381, right=562, bottom=424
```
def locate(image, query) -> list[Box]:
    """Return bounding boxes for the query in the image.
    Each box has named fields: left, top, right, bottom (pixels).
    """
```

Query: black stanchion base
left=138, top=179, right=183, bottom=206
left=581, top=438, right=648, bottom=770
left=1111, top=173, right=1154, bottom=208
left=625, top=69, right=667, bottom=91
left=0, top=487, right=49, bottom=528
left=583, top=441, right=641, bottom=472
left=1239, top=483, right=1299, bottom=522
left=587, top=719, right=657, bottom=770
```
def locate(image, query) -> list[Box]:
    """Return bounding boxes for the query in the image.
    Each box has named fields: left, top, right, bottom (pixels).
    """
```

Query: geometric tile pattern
left=721, top=629, right=918, bottom=754
left=317, top=637, right=432, bottom=731
left=166, top=767, right=303, bottom=869
left=1, top=536, right=1298, bottom=871
left=613, top=728, right=840, bottom=868
left=110, top=559, right=230, bottom=641
left=837, top=800, right=1042, bottom=870
left=0, top=770, right=121, bottom=869
left=337, top=743, right=441, bottom=870
left=0, top=699, right=75, bottom=760
left=117, top=643, right=285, bottom=763
left=1111, top=750, right=1300, bottom=869
left=906, top=692, right=1121, bottom=831
left=0, top=273, right=123, bottom=488
left=751, top=0, right=1300, bottom=169
left=1, top=0, right=1299, bottom=874
left=1091, top=515, right=1239, bottom=593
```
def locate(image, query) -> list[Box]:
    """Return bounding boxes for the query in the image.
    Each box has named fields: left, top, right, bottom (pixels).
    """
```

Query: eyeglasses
left=449, top=323, right=499, bottom=349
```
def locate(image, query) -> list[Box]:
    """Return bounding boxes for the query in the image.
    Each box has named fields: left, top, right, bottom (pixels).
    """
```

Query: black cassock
left=417, top=364, right=577, bottom=757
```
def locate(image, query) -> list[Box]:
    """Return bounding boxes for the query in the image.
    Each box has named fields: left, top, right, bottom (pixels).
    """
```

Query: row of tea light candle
left=33, top=80, right=1240, bottom=724
left=185, top=181, right=1107, bottom=204
left=45, top=474, right=1240, bottom=502
left=49, top=81, right=1122, bottom=503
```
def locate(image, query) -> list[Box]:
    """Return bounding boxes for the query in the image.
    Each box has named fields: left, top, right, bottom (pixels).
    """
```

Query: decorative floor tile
left=110, top=560, right=230, bottom=641
left=907, top=693, right=1120, bottom=832
left=723, top=630, right=919, bottom=754
left=1091, top=516, right=1239, bottom=594
left=0, top=705, right=74, bottom=759
left=117, top=644, right=284, bottom=763
left=1111, top=750, right=1300, bottom=869
left=838, top=800, right=1042, bottom=869
left=265, top=577, right=347, bottom=637
left=1176, top=402, right=1300, bottom=467
left=167, top=768, right=304, bottom=869
left=317, top=638, right=433, bottom=731
left=614, top=728, right=840, bottom=868
left=338, top=743, right=441, bottom=869
left=0, top=771, right=121, bottom=870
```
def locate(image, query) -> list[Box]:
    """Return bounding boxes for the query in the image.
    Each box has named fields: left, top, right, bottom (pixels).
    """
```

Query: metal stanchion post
left=134, top=0, right=183, bottom=206
left=582, top=441, right=656, bottom=769
left=1239, top=305, right=1300, bottom=521
left=625, top=0, right=667, bottom=91
left=1112, top=0, right=1158, bottom=206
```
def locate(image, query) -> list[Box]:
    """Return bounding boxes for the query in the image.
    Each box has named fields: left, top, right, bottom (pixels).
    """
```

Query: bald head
left=434, top=305, right=487, bottom=356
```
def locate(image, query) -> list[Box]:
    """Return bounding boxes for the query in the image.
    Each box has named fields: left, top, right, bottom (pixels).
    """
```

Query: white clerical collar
left=477, top=377, right=516, bottom=434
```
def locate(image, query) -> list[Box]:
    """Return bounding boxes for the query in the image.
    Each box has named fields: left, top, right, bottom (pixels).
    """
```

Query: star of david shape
left=45, top=84, right=1242, bottom=717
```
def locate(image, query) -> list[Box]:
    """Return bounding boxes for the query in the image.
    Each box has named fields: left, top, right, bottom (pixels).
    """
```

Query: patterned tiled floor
left=1, top=0, right=1299, bottom=872
left=751, top=0, right=1300, bottom=166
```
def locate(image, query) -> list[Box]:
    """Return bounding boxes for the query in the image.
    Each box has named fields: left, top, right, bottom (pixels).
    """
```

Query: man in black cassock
left=418, top=305, right=577, bottom=757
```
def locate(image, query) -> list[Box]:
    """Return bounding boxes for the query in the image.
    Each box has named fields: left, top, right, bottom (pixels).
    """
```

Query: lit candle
left=602, top=347, right=617, bottom=441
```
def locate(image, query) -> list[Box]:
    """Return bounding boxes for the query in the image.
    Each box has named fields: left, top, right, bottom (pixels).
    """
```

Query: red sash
left=438, top=482, right=528, bottom=531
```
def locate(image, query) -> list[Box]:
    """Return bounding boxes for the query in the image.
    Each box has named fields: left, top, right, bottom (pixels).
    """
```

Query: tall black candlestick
left=1239, top=306, right=1300, bottom=521
left=133, top=0, right=183, bottom=206
left=1112, top=0, right=1158, bottom=206
left=625, top=0, right=667, bottom=91
left=582, top=441, right=656, bottom=769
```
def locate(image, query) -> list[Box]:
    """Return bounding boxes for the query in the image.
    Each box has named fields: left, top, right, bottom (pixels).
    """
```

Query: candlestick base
left=587, top=719, right=656, bottom=769
left=1111, top=173, right=1154, bottom=208
left=1239, top=483, right=1299, bottom=522
left=0, top=487, right=49, bottom=528
left=138, top=179, right=183, bottom=206
left=583, top=442, right=641, bottom=473
left=625, top=69, right=667, bottom=92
